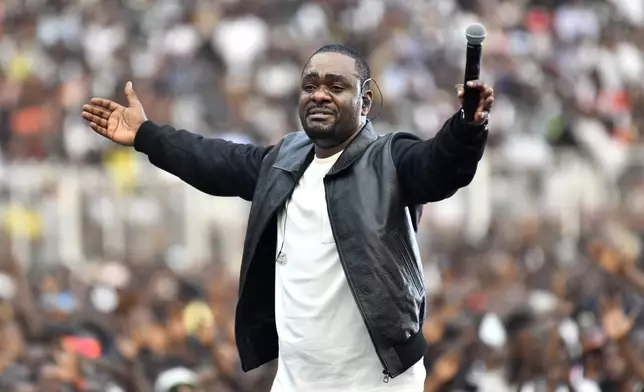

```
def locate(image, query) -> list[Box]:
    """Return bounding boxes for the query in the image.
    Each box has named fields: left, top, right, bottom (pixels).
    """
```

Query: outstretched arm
left=82, top=82, right=270, bottom=201
left=133, top=122, right=270, bottom=201
left=392, top=81, right=492, bottom=204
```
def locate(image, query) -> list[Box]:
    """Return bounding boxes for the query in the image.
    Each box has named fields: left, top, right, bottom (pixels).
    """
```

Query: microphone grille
left=465, top=23, right=487, bottom=45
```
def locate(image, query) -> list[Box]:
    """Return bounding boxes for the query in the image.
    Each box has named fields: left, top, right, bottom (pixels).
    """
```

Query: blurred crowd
left=0, top=0, right=644, bottom=169
left=2, top=0, right=644, bottom=390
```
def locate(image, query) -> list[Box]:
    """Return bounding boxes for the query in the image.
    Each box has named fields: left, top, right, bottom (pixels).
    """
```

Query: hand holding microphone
left=455, top=23, right=495, bottom=125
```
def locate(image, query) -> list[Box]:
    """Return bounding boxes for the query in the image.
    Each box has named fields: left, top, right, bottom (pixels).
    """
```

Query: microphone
left=462, top=23, right=487, bottom=123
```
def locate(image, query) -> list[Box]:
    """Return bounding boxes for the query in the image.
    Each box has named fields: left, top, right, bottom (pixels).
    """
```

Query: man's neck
left=314, top=122, right=365, bottom=159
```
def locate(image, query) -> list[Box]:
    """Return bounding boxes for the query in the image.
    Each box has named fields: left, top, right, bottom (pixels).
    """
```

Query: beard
left=299, top=101, right=362, bottom=148
left=302, top=117, right=337, bottom=138
left=300, top=112, right=342, bottom=148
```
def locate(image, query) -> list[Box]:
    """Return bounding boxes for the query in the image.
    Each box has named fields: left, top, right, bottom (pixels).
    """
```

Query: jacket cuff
left=133, top=120, right=160, bottom=153
left=452, top=109, right=488, bottom=144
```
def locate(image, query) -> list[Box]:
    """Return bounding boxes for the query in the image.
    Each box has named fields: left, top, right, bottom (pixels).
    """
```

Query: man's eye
left=330, top=85, right=344, bottom=92
left=303, top=85, right=316, bottom=92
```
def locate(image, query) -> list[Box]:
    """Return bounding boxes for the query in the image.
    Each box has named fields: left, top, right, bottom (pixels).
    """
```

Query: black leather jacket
left=133, top=112, right=487, bottom=381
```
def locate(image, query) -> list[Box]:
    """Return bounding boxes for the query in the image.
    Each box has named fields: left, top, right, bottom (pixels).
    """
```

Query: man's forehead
left=302, top=52, right=359, bottom=80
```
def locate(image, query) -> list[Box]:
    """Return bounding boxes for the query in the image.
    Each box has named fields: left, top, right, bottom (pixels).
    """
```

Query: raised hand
left=81, top=81, right=147, bottom=146
left=455, top=80, right=494, bottom=125
left=600, top=295, right=637, bottom=342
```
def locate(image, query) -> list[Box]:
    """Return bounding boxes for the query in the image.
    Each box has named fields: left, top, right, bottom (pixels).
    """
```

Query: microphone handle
left=462, top=43, right=482, bottom=123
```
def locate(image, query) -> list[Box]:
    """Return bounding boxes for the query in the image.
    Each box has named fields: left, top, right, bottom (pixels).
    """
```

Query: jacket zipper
left=324, top=178, right=392, bottom=384
left=240, top=172, right=296, bottom=296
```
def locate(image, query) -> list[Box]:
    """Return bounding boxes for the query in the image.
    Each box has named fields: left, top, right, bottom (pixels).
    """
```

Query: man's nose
left=310, top=87, right=332, bottom=103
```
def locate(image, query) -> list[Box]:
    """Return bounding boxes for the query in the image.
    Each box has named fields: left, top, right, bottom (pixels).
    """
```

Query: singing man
left=81, top=44, right=494, bottom=392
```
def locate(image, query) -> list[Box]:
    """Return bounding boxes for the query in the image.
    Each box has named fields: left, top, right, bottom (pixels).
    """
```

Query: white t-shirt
left=271, top=151, right=426, bottom=392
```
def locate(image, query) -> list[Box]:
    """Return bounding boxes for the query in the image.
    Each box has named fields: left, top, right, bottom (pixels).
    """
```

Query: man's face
left=298, top=52, right=370, bottom=148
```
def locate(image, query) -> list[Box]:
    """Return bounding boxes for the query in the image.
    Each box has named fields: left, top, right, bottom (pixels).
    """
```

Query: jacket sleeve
left=391, top=111, right=488, bottom=205
left=133, top=121, right=272, bottom=201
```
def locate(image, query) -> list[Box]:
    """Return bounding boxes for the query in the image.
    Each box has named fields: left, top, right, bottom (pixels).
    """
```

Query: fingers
left=455, top=84, right=464, bottom=99
left=478, top=86, right=494, bottom=111
left=473, top=112, right=487, bottom=124
left=473, top=107, right=490, bottom=123
left=483, top=95, right=495, bottom=109
left=124, top=81, right=140, bottom=107
left=88, top=121, right=108, bottom=138
left=81, top=104, right=111, bottom=120
left=457, top=81, right=494, bottom=123
left=81, top=101, right=114, bottom=138
left=457, top=81, right=492, bottom=92
left=466, top=80, right=486, bottom=90
left=466, top=80, right=494, bottom=100
left=89, top=97, right=119, bottom=111
left=81, top=112, right=108, bottom=129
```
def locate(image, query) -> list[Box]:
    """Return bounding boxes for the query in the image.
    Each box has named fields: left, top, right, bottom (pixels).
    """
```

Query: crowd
left=2, top=0, right=644, bottom=390
left=0, top=0, right=643, bottom=166
left=3, top=217, right=644, bottom=392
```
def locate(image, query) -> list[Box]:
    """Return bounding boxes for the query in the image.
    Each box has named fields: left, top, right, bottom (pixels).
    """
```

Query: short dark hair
left=306, top=44, right=371, bottom=90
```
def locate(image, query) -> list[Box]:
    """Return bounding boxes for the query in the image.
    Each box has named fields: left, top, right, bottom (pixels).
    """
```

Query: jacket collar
left=328, top=121, right=377, bottom=176
left=272, top=121, right=378, bottom=177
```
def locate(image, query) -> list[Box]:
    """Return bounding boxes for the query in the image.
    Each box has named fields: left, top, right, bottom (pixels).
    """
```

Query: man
left=81, top=45, right=494, bottom=391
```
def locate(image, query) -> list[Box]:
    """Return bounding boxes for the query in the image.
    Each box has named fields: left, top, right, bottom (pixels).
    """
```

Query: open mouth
left=307, top=109, right=334, bottom=121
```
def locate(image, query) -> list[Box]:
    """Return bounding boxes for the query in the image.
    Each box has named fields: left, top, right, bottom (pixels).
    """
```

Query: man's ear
left=361, top=90, right=374, bottom=116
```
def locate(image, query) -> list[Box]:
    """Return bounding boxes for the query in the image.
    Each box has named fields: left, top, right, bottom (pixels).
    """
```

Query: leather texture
left=235, top=122, right=427, bottom=378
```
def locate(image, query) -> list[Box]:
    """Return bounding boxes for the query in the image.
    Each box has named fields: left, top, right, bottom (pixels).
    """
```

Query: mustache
left=306, top=106, right=336, bottom=115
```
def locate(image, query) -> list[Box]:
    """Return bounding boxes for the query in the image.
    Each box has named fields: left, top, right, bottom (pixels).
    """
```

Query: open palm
left=81, top=81, right=147, bottom=146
